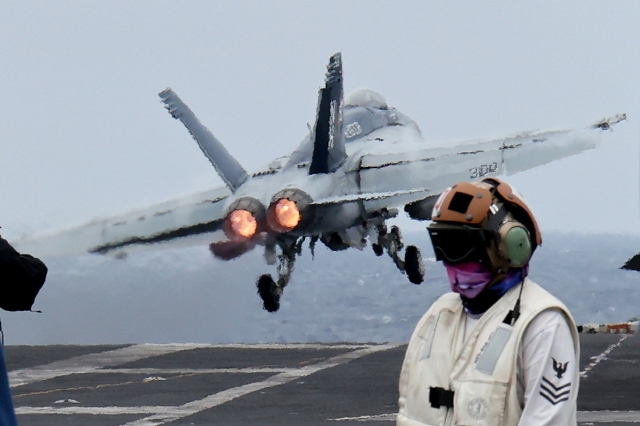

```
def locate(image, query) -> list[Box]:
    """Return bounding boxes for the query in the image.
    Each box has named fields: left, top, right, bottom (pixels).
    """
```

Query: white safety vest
left=397, top=279, right=579, bottom=426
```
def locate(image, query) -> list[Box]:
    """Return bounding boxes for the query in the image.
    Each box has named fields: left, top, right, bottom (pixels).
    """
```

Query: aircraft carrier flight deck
left=5, top=333, right=640, bottom=426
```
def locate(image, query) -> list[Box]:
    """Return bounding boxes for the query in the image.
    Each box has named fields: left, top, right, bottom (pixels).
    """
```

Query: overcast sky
left=1, top=1, right=639, bottom=241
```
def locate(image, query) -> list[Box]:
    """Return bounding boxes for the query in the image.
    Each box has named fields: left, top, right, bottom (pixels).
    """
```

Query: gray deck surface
left=4, top=334, right=639, bottom=425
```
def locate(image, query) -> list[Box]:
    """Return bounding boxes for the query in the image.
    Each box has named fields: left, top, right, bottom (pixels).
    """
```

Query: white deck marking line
left=330, top=413, right=396, bottom=421
left=28, top=409, right=627, bottom=424
left=93, top=367, right=298, bottom=375
left=9, top=343, right=212, bottom=388
left=121, top=343, right=401, bottom=426
left=16, top=409, right=640, bottom=423
left=329, top=411, right=640, bottom=423
left=16, top=406, right=181, bottom=416
left=13, top=344, right=400, bottom=424
left=201, top=343, right=376, bottom=350
left=580, top=334, right=628, bottom=378
left=8, top=343, right=381, bottom=389
left=577, top=410, right=640, bottom=423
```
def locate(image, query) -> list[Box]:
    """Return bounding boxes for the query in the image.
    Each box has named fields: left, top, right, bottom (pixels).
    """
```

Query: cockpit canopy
left=284, top=89, right=421, bottom=170
left=344, top=88, right=387, bottom=109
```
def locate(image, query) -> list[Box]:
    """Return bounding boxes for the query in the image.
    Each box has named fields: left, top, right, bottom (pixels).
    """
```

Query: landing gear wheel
left=256, top=274, right=280, bottom=312
left=405, top=245, right=424, bottom=284
left=372, top=243, right=384, bottom=257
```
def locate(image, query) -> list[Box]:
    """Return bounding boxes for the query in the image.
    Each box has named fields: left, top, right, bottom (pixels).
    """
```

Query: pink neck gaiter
left=444, top=260, right=494, bottom=299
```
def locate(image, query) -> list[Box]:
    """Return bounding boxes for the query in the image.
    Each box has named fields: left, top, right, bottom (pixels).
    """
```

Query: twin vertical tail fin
left=161, top=53, right=348, bottom=183
left=159, top=88, right=249, bottom=192
left=309, top=53, right=348, bottom=175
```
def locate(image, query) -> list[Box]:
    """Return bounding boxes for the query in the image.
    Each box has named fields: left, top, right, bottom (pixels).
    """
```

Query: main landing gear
left=254, top=223, right=425, bottom=313
left=256, top=237, right=302, bottom=313
left=372, top=224, right=424, bottom=284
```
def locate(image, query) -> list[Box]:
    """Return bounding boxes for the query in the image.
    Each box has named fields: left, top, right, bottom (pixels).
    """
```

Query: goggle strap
left=486, top=205, right=509, bottom=231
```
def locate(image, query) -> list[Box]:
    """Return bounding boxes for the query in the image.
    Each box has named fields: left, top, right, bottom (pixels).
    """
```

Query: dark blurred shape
left=0, top=237, right=47, bottom=311
left=622, top=252, right=640, bottom=271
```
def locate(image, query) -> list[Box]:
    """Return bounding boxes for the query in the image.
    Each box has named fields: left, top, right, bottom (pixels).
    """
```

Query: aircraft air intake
left=223, top=197, right=265, bottom=241
left=267, top=189, right=313, bottom=233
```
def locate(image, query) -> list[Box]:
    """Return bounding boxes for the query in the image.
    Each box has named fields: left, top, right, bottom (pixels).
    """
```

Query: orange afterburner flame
left=228, top=209, right=257, bottom=238
left=274, top=199, right=300, bottom=230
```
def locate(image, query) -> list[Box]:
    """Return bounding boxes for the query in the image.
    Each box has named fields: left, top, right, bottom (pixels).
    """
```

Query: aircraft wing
left=358, top=114, right=626, bottom=212
left=11, top=186, right=231, bottom=259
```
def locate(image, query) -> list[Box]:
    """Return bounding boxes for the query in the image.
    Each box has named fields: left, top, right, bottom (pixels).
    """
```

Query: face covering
left=444, top=261, right=493, bottom=299
left=445, top=261, right=527, bottom=315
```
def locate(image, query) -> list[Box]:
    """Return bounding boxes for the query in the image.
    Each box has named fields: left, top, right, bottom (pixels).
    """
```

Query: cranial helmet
left=344, top=89, right=387, bottom=109
left=427, top=178, right=541, bottom=275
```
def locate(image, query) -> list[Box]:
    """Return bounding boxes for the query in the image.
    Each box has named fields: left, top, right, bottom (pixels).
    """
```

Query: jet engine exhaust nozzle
left=272, top=199, right=300, bottom=231
left=267, top=189, right=313, bottom=233
left=224, top=197, right=265, bottom=241
left=228, top=210, right=257, bottom=239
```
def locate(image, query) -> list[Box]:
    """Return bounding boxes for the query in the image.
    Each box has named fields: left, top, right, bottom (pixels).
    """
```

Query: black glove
left=0, top=238, right=47, bottom=311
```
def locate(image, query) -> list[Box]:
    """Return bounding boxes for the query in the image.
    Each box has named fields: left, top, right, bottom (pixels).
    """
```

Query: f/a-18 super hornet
left=14, top=53, right=625, bottom=312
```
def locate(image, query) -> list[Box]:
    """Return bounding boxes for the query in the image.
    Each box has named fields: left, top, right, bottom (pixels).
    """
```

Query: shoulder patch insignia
left=552, top=358, right=569, bottom=379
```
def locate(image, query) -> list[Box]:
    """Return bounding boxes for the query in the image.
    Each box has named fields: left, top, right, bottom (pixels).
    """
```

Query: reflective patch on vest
left=420, top=312, right=441, bottom=360
left=475, top=326, right=513, bottom=375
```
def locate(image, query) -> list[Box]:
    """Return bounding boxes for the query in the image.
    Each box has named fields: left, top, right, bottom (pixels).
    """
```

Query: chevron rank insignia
left=540, top=376, right=571, bottom=405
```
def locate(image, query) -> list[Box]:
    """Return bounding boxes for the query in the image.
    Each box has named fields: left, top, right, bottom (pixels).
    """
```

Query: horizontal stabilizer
left=159, top=88, right=249, bottom=192
left=309, top=53, right=347, bottom=175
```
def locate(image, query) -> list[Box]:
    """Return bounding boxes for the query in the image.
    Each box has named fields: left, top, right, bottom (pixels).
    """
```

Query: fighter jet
left=14, top=53, right=625, bottom=312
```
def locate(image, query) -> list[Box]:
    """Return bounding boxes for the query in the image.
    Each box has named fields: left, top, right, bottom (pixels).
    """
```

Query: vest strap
left=429, top=387, right=455, bottom=409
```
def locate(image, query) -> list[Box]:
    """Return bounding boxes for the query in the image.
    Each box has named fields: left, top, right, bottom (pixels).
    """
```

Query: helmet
left=427, top=178, right=541, bottom=274
left=344, top=89, right=387, bottom=109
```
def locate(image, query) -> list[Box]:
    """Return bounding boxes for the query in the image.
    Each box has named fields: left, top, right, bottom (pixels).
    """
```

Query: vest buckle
left=429, top=386, right=455, bottom=409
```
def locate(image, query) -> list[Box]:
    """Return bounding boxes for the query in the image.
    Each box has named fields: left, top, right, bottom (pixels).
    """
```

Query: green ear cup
left=504, top=226, right=532, bottom=267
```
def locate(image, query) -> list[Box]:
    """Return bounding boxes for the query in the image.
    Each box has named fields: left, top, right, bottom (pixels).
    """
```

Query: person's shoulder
left=417, top=292, right=461, bottom=320
left=521, top=308, right=575, bottom=355
left=522, top=279, right=568, bottom=309
left=528, top=308, right=569, bottom=330
left=433, top=291, right=461, bottom=307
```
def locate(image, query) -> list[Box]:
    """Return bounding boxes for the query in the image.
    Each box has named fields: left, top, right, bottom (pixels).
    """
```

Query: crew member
left=0, top=234, right=47, bottom=426
left=397, top=178, right=579, bottom=425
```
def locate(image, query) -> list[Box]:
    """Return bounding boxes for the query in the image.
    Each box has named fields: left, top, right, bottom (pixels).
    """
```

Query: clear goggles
left=427, top=225, right=498, bottom=264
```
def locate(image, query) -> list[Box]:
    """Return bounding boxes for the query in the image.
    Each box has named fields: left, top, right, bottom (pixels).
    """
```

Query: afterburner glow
left=229, top=210, right=257, bottom=238
left=274, top=199, right=300, bottom=230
